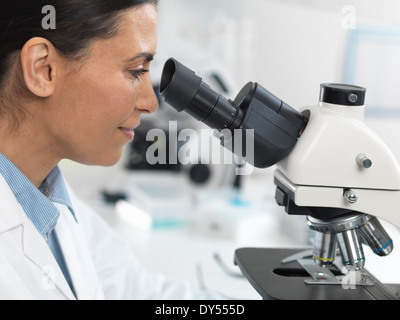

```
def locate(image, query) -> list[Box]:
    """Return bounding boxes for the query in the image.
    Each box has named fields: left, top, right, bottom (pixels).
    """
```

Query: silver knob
left=356, top=154, right=372, bottom=169
left=344, top=189, right=358, bottom=204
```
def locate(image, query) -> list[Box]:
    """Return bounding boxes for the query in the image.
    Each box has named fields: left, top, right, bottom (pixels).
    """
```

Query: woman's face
left=45, top=4, right=158, bottom=166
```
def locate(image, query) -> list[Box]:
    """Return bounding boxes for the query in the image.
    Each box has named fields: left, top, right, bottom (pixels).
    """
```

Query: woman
left=0, top=0, right=219, bottom=300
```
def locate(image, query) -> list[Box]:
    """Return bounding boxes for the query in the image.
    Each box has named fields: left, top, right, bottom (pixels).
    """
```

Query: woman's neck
left=0, top=117, right=60, bottom=188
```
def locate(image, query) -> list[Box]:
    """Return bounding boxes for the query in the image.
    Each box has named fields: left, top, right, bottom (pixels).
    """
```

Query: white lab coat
left=0, top=173, right=219, bottom=300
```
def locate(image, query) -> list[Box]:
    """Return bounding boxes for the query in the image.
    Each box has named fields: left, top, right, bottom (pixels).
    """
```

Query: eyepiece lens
left=160, top=59, right=176, bottom=94
left=159, top=58, right=202, bottom=113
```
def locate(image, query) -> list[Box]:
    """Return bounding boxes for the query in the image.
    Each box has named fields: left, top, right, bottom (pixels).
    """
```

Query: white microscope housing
left=275, top=84, right=400, bottom=271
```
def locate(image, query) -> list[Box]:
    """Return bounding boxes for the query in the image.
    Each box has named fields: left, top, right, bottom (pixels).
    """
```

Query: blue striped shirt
left=0, top=152, right=76, bottom=295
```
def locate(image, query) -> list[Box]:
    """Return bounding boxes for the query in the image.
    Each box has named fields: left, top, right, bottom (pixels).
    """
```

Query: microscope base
left=234, top=248, right=400, bottom=300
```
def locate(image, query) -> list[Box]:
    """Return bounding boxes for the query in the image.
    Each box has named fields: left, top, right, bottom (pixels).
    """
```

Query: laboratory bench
left=60, top=160, right=400, bottom=300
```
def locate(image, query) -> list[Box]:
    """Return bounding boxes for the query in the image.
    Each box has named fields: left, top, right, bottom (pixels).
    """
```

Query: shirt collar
left=0, top=152, right=77, bottom=239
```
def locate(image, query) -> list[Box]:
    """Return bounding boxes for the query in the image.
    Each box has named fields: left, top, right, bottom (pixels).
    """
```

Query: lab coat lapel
left=0, top=175, right=75, bottom=300
left=54, top=203, right=104, bottom=300
left=22, top=215, right=76, bottom=300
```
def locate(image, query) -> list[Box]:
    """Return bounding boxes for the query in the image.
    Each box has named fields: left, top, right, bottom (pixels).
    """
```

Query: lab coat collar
left=0, top=174, right=26, bottom=234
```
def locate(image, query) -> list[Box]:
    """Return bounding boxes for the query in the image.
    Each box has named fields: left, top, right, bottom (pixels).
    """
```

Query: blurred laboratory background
left=60, top=0, right=400, bottom=299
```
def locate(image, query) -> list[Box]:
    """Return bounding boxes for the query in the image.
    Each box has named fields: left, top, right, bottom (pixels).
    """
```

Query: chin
left=97, top=159, right=121, bottom=167
left=77, top=150, right=123, bottom=167
left=99, top=155, right=123, bottom=167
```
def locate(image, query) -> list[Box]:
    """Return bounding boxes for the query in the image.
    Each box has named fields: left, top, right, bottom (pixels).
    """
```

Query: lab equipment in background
left=192, top=187, right=280, bottom=243
left=159, top=58, right=400, bottom=300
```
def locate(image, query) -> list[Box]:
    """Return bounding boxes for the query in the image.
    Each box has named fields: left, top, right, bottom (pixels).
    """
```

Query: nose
left=136, top=76, right=159, bottom=114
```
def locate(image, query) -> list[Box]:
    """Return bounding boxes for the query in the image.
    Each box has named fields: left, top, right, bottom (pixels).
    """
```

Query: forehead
left=118, top=4, right=158, bottom=45
left=88, top=4, right=158, bottom=62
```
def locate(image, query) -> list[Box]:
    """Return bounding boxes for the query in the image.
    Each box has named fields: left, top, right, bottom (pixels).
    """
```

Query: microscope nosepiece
left=308, top=214, right=393, bottom=271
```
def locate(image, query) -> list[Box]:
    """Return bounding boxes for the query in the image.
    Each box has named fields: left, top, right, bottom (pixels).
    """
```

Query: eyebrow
left=124, top=52, right=155, bottom=63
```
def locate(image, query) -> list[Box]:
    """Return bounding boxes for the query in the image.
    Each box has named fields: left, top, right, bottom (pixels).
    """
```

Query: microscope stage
left=234, top=248, right=400, bottom=300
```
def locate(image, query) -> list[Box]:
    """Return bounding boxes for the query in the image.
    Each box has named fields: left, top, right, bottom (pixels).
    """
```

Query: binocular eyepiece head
left=160, top=58, right=307, bottom=168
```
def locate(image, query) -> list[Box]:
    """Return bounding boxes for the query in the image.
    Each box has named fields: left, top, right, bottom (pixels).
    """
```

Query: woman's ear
left=20, top=37, right=57, bottom=98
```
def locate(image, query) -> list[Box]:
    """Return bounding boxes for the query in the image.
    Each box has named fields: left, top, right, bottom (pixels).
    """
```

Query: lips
left=119, top=127, right=136, bottom=141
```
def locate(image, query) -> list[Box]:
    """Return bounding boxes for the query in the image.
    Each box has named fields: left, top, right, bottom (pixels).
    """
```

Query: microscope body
left=160, top=59, right=400, bottom=298
left=239, top=85, right=400, bottom=299
left=277, top=101, right=400, bottom=226
left=275, top=85, right=400, bottom=271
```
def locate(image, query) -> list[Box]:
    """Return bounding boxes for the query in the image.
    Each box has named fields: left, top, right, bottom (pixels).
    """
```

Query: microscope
left=159, top=58, right=400, bottom=300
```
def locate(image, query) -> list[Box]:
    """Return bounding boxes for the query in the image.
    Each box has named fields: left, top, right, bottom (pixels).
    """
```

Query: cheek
left=78, top=77, right=137, bottom=127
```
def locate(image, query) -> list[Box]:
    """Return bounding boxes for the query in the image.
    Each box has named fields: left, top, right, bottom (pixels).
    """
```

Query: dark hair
left=0, top=0, right=158, bottom=125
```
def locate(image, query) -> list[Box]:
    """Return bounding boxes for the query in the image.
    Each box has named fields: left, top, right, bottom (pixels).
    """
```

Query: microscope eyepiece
left=160, top=58, right=240, bottom=130
left=160, top=58, right=307, bottom=168
left=160, top=58, right=202, bottom=113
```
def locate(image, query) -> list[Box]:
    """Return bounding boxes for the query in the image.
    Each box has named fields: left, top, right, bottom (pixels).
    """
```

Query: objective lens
left=359, top=217, right=394, bottom=257
left=312, top=231, right=337, bottom=267
left=336, top=229, right=365, bottom=271
left=308, top=214, right=394, bottom=271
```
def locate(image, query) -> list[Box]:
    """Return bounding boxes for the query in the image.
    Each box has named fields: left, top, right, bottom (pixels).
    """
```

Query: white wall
left=239, top=0, right=346, bottom=107
left=155, top=0, right=400, bottom=156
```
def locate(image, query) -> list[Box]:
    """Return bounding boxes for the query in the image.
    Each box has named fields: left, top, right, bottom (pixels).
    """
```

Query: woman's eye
left=129, top=69, right=149, bottom=80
